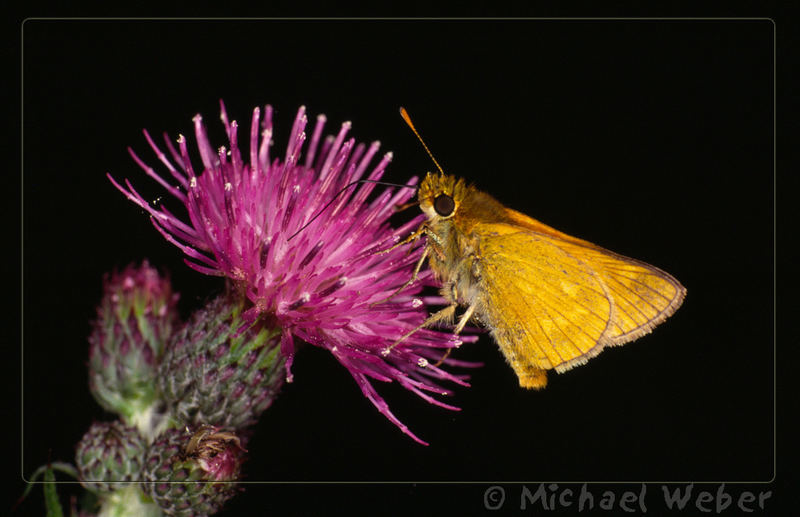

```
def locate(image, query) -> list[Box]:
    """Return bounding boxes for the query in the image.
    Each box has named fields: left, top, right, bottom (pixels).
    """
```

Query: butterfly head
left=418, top=172, right=469, bottom=221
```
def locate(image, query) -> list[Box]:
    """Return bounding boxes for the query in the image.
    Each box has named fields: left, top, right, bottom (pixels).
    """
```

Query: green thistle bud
left=159, top=294, right=284, bottom=430
left=75, top=420, right=146, bottom=493
left=145, top=426, right=245, bottom=516
left=89, top=261, right=179, bottom=427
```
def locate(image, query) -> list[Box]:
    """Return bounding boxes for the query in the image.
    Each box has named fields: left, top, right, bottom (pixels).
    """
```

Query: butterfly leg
left=432, top=302, right=477, bottom=367
left=452, top=303, right=476, bottom=335
left=381, top=303, right=458, bottom=357
left=393, top=200, right=419, bottom=212
left=377, top=223, right=427, bottom=255
left=370, top=247, right=429, bottom=307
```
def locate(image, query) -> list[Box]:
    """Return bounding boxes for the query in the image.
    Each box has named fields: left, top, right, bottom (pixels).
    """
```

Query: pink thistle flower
left=109, top=101, right=478, bottom=444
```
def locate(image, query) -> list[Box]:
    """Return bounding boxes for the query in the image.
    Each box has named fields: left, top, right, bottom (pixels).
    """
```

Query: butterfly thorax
left=418, top=172, right=511, bottom=306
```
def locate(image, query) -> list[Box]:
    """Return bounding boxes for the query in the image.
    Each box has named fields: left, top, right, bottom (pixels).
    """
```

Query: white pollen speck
left=411, top=298, right=423, bottom=308
left=380, top=348, right=391, bottom=357
left=331, top=346, right=337, bottom=352
left=293, top=184, right=301, bottom=193
left=301, top=293, right=310, bottom=302
left=189, top=177, right=197, bottom=188
left=224, top=182, right=232, bottom=191
left=417, top=358, right=429, bottom=368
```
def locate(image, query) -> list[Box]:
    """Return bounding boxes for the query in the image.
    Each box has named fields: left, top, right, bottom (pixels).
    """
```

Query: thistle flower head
left=88, top=261, right=179, bottom=428
left=160, top=294, right=285, bottom=431
left=144, top=426, right=245, bottom=516
left=110, top=102, right=478, bottom=443
left=75, top=420, right=146, bottom=493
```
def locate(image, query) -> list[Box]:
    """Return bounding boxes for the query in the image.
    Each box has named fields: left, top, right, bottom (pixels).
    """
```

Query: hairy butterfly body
left=412, top=172, right=685, bottom=389
left=387, top=108, right=686, bottom=389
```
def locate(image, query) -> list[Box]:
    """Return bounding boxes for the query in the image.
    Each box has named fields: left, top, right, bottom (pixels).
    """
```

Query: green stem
left=97, top=486, right=162, bottom=517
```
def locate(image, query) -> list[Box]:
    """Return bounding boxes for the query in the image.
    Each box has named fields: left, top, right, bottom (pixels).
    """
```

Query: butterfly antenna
left=399, top=107, right=446, bottom=174
left=287, top=179, right=416, bottom=241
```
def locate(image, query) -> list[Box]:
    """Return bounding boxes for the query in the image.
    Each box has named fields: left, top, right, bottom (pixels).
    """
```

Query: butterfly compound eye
left=433, top=194, right=456, bottom=217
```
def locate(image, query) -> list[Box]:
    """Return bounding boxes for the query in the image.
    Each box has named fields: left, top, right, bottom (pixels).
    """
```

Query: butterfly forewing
left=558, top=244, right=686, bottom=343
left=498, top=209, right=686, bottom=343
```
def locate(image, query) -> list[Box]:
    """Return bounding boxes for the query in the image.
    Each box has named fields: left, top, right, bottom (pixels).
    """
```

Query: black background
left=18, top=18, right=773, bottom=516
